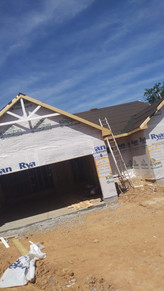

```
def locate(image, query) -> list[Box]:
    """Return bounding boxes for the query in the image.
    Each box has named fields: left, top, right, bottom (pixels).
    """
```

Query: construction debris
left=12, top=238, right=28, bottom=256
left=0, top=237, right=9, bottom=249
left=67, top=198, right=101, bottom=210
left=0, top=241, right=46, bottom=288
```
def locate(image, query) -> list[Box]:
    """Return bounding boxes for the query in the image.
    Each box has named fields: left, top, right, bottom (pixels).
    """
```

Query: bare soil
left=0, top=182, right=164, bottom=291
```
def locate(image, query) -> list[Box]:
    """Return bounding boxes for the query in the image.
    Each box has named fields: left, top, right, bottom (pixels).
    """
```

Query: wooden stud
left=12, top=238, right=28, bottom=256
left=6, top=111, right=23, bottom=119
left=28, top=105, right=41, bottom=118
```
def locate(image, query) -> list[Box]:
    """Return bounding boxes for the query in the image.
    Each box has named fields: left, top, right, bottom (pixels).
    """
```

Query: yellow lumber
left=0, top=94, right=111, bottom=136
left=12, top=238, right=28, bottom=256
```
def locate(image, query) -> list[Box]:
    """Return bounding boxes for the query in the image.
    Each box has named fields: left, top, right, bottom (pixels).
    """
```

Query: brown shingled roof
left=75, top=101, right=150, bottom=135
left=123, top=97, right=164, bottom=133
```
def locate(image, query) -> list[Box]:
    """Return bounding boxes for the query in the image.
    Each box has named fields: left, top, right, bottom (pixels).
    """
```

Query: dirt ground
left=0, top=182, right=164, bottom=291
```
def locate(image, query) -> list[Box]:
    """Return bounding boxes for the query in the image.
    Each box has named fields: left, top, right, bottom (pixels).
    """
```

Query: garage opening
left=0, top=155, right=103, bottom=225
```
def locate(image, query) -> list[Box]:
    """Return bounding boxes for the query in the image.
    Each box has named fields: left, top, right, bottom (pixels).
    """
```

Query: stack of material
left=67, top=198, right=101, bottom=210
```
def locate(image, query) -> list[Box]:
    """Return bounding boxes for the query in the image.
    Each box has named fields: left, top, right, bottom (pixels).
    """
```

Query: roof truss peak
left=0, top=94, right=111, bottom=136
left=0, top=97, right=60, bottom=128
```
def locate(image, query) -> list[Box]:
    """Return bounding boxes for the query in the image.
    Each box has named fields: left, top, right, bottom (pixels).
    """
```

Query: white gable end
left=0, top=97, right=117, bottom=200
left=0, top=99, right=102, bottom=172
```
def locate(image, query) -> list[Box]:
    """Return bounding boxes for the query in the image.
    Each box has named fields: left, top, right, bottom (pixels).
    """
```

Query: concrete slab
left=0, top=200, right=106, bottom=237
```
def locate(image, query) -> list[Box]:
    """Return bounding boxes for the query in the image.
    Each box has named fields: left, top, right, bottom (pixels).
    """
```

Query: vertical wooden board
left=92, top=141, right=117, bottom=199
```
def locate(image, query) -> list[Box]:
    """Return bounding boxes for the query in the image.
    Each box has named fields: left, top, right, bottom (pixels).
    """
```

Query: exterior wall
left=129, top=131, right=154, bottom=180
left=93, top=144, right=117, bottom=199
left=0, top=100, right=117, bottom=199
left=143, top=106, right=164, bottom=182
left=128, top=106, right=164, bottom=182
left=108, top=137, right=134, bottom=177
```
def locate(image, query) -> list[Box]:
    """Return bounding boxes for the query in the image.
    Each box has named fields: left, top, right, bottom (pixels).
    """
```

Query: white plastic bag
left=0, top=241, right=46, bottom=288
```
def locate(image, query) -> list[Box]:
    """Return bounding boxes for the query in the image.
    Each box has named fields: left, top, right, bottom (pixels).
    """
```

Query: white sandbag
left=0, top=241, right=46, bottom=288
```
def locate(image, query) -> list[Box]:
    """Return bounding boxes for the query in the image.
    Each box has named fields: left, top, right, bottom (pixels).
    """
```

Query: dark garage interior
left=0, top=155, right=103, bottom=225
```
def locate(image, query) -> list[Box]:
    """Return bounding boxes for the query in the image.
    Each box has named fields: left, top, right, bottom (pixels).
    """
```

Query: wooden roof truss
left=0, top=94, right=111, bottom=136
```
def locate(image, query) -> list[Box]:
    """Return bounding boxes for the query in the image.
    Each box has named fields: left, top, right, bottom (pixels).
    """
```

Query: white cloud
left=0, top=0, right=94, bottom=66
left=69, top=72, right=164, bottom=113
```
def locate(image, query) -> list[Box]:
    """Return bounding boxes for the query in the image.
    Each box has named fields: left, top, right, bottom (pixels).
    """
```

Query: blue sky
left=0, top=0, right=164, bottom=113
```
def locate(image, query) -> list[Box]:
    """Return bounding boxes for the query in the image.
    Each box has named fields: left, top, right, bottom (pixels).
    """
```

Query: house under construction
left=0, top=94, right=163, bottom=232
left=0, top=94, right=117, bottom=228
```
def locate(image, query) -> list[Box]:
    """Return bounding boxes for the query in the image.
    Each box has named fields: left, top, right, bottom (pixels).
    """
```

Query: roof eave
left=112, top=99, right=164, bottom=139
left=112, top=124, right=148, bottom=139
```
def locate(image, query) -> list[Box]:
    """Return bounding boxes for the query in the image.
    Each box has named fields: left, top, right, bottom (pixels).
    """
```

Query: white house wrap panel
left=0, top=98, right=117, bottom=199
left=128, top=106, right=164, bottom=182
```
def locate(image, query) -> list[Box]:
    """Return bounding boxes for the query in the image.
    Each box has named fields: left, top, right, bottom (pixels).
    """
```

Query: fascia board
left=4, top=94, right=111, bottom=136
left=0, top=95, right=21, bottom=117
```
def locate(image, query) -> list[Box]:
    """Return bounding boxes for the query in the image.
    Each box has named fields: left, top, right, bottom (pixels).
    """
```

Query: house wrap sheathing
left=76, top=98, right=164, bottom=183
left=0, top=94, right=117, bottom=208
left=130, top=104, right=164, bottom=182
